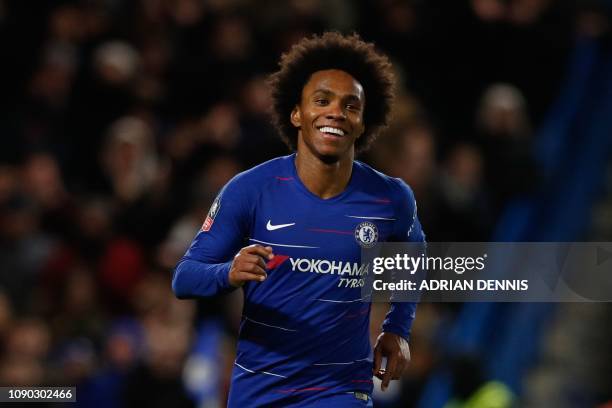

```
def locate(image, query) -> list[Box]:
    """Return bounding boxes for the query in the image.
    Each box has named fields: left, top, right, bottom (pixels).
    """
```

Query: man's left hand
left=373, top=332, right=410, bottom=391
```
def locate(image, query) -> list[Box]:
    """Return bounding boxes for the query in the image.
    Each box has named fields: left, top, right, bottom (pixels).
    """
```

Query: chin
left=313, top=144, right=346, bottom=164
left=301, top=136, right=353, bottom=164
left=317, top=152, right=341, bottom=164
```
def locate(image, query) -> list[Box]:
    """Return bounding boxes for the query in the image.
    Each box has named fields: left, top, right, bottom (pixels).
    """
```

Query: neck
left=295, top=142, right=354, bottom=200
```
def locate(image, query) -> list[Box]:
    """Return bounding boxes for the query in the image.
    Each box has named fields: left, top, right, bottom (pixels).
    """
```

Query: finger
left=243, top=245, right=274, bottom=260
left=240, top=254, right=267, bottom=270
left=238, top=262, right=267, bottom=277
left=373, top=344, right=383, bottom=375
left=382, top=356, right=397, bottom=391
left=374, top=368, right=385, bottom=380
left=393, top=360, right=405, bottom=380
left=237, top=271, right=268, bottom=283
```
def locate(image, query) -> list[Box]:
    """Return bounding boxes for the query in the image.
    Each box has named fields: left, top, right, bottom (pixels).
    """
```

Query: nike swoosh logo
left=266, top=220, right=295, bottom=231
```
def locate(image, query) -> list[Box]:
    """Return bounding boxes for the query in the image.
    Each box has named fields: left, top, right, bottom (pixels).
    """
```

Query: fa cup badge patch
left=201, top=195, right=221, bottom=232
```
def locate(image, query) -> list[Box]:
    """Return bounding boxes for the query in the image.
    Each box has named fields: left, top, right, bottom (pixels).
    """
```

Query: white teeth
left=319, top=126, right=345, bottom=136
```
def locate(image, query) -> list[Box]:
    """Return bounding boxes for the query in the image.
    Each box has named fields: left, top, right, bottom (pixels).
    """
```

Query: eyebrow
left=312, top=89, right=363, bottom=101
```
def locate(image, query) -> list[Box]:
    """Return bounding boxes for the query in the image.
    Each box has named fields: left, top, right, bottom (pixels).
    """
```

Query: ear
left=290, top=106, right=301, bottom=128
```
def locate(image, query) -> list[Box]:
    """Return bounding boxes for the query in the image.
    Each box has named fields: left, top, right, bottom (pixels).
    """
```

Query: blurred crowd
left=0, top=0, right=609, bottom=406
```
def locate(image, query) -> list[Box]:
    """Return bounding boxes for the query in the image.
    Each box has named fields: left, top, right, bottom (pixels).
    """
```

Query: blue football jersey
left=173, top=154, right=425, bottom=407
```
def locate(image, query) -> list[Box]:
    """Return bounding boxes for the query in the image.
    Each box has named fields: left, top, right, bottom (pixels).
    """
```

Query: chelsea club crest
left=354, top=221, right=378, bottom=248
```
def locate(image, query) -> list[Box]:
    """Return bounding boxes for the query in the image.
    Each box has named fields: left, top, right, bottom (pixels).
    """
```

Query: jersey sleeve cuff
left=217, top=261, right=234, bottom=290
left=381, top=321, right=411, bottom=341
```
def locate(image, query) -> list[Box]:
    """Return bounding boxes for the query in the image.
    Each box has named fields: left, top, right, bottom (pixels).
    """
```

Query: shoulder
left=223, top=155, right=293, bottom=195
left=354, top=161, right=423, bottom=241
left=353, top=160, right=416, bottom=205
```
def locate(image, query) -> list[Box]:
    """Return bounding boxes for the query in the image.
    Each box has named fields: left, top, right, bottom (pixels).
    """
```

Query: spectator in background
left=157, top=155, right=242, bottom=270
left=76, top=318, right=142, bottom=408
left=50, top=268, right=106, bottom=348
left=21, top=44, right=76, bottom=159
left=121, top=320, right=193, bottom=408
left=123, top=275, right=195, bottom=408
left=0, top=318, right=50, bottom=386
left=101, top=116, right=158, bottom=204
left=432, top=143, right=491, bottom=241
left=380, top=119, right=490, bottom=241
left=475, top=83, right=539, bottom=216
left=380, top=118, right=440, bottom=240
left=21, top=153, right=74, bottom=238
left=388, top=120, right=437, bottom=203
left=0, top=193, right=54, bottom=312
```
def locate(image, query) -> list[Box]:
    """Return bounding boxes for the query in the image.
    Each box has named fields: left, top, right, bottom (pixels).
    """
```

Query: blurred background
left=1, top=0, right=612, bottom=407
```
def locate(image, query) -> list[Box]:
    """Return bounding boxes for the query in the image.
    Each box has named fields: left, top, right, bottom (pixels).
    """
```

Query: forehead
left=302, top=69, right=364, bottom=99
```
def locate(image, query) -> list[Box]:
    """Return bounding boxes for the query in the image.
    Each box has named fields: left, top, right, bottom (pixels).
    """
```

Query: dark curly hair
left=268, top=32, right=396, bottom=153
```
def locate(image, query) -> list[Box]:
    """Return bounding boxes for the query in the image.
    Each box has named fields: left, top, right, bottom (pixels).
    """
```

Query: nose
left=325, top=101, right=346, bottom=120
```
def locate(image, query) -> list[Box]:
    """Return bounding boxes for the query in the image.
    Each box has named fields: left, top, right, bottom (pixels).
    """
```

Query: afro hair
left=268, top=32, right=396, bottom=153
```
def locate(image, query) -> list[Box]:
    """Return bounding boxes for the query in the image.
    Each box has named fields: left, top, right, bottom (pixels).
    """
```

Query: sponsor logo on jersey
left=266, top=254, right=290, bottom=269
left=263, top=254, right=369, bottom=276
left=354, top=221, right=378, bottom=248
left=264, top=255, right=369, bottom=287
left=201, top=195, right=221, bottom=232
left=266, top=220, right=296, bottom=231
left=288, top=257, right=369, bottom=276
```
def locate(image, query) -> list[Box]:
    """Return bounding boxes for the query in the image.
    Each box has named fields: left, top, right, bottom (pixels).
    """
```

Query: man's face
left=291, top=69, right=365, bottom=162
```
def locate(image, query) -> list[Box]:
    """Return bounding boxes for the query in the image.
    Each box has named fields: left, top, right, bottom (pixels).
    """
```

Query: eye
left=314, top=99, right=329, bottom=106
left=346, top=103, right=361, bottom=111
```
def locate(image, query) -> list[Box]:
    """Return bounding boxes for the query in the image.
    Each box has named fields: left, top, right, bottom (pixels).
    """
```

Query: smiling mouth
left=317, top=126, right=346, bottom=137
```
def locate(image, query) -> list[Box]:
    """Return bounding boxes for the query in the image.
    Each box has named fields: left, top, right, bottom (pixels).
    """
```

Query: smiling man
left=172, top=32, right=425, bottom=407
